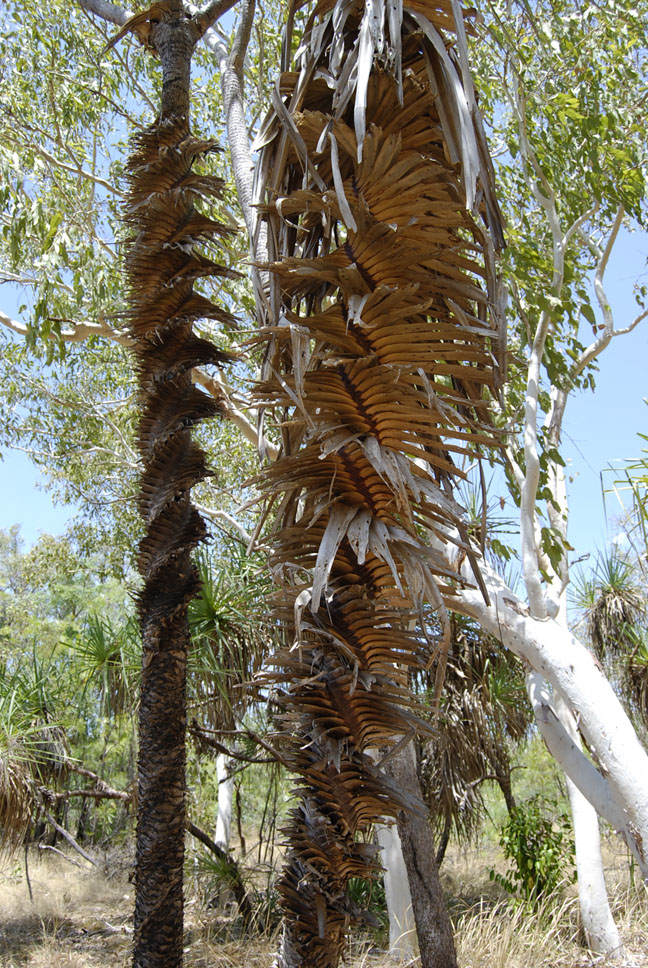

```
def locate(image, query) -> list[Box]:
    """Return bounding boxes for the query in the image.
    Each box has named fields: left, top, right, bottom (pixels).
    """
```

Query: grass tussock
left=0, top=844, right=646, bottom=967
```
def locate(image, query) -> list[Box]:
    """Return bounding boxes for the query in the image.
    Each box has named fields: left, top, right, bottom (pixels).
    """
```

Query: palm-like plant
left=0, top=652, right=67, bottom=852
left=573, top=550, right=647, bottom=729
left=254, top=1, right=504, bottom=963
left=418, top=613, right=530, bottom=861
left=188, top=544, right=272, bottom=732
left=68, top=613, right=140, bottom=719
left=117, top=3, right=240, bottom=961
left=0, top=683, right=39, bottom=853
left=577, top=551, right=645, bottom=661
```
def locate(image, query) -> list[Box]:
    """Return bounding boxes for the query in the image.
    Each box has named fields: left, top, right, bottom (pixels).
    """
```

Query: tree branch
left=193, top=0, right=241, bottom=38
left=42, top=812, right=99, bottom=867
left=0, top=308, right=131, bottom=345
left=31, top=143, right=124, bottom=197
left=78, top=0, right=130, bottom=27
left=185, top=818, right=254, bottom=922
left=192, top=368, right=276, bottom=455
left=230, top=0, right=254, bottom=80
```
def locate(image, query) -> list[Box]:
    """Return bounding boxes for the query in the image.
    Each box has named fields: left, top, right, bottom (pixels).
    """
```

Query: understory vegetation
left=1, top=828, right=646, bottom=968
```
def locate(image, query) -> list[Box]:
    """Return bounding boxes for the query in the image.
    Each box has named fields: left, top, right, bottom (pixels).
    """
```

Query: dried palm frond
left=253, top=1, right=504, bottom=964
left=0, top=743, right=34, bottom=854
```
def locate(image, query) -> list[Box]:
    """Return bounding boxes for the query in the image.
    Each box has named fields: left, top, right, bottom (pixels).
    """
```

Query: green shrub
left=490, top=795, right=576, bottom=910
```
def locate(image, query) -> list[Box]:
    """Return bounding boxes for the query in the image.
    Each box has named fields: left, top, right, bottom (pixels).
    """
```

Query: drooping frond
left=419, top=614, right=529, bottom=848
left=253, top=1, right=504, bottom=965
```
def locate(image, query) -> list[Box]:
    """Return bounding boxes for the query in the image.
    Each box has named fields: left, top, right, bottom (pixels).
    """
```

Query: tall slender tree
left=107, top=0, right=239, bottom=963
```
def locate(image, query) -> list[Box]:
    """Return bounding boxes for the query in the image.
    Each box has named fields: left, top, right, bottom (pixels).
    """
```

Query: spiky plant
left=0, top=653, right=68, bottom=852
left=188, top=545, right=272, bottom=732
left=0, top=686, right=38, bottom=853
left=253, top=1, right=504, bottom=964
left=582, top=551, right=645, bottom=661
left=627, top=629, right=648, bottom=727
left=126, top=120, right=235, bottom=968
left=68, top=613, right=140, bottom=719
left=419, top=613, right=530, bottom=860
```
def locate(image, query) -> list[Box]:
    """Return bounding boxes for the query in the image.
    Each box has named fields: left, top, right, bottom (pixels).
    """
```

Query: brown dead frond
left=0, top=748, right=33, bottom=854
left=253, top=0, right=505, bottom=964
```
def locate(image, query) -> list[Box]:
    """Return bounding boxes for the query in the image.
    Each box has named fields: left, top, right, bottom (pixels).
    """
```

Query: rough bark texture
left=123, top=6, right=236, bottom=965
left=389, top=745, right=458, bottom=968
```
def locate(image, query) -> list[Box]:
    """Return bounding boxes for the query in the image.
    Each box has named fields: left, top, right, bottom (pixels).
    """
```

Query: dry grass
left=0, top=842, right=646, bottom=967
left=0, top=848, right=132, bottom=968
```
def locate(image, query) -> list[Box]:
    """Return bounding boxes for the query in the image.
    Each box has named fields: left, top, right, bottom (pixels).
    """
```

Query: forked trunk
left=389, top=744, right=457, bottom=968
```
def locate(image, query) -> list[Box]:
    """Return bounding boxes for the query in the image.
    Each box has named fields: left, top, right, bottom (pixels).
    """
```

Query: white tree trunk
left=215, top=753, right=234, bottom=851
left=554, top=693, right=623, bottom=956
left=451, top=560, right=648, bottom=879
left=375, top=823, right=417, bottom=962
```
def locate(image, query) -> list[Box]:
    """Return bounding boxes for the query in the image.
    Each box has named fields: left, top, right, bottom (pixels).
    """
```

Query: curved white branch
left=194, top=505, right=252, bottom=543
left=192, top=369, right=276, bottom=457
left=78, top=0, right=129, bottom=26
left=0, top=308, right=131, bottom=345
left=450, top=557, right=648, bottom=876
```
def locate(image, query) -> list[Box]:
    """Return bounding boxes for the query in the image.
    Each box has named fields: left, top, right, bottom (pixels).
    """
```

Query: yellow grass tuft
left=0, top=844, right=646, bottom=967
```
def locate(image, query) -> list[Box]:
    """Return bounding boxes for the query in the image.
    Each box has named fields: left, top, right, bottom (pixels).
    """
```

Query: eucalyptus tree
left=445, top=0, right=648, bottom=953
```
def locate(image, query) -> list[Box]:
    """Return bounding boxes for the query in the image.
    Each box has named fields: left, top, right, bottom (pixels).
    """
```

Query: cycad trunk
left=123, top=5, right=236, bottom=965
left=254, top=2, right=504, bottom=965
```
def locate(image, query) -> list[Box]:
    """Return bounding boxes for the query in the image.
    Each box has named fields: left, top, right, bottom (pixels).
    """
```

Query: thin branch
left=37, top=843, right=87, bottom=869
left=194, top=505, right=254, bottom=543
left=193, top=0, right=241, bottom=38
left=45, top=787, right=131, bottom=802
left=230, top=0, right=254, bottom=80
left=567, top=208, right=647, bottom=386
left=32, top=144, right=124, bottom=198
left=42, top=812, right=99, bottom=867
left=64, top=761, right=133, bottom=801
left=185, top=818, right=254, bottom=922
left=189, top=721, right=273, bottom=763
left=193, top=368, right=277, bottom=455
left=0, top=308, right=131, bottom=345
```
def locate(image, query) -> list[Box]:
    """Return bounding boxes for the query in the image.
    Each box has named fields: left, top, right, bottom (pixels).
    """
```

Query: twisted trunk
left=123, top=5, right=236, bottom=964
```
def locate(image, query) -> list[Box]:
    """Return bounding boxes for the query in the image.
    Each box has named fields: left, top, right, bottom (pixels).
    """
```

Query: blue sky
left=1, top=228, right=646, bottom=565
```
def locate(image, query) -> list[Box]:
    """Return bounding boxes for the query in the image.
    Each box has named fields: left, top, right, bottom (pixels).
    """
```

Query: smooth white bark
left=453, top=564, right=648, bottom=880
left=554, top=692, right=623, bottom=957
left=215, top=753, right=234, bottom=850
left=375, top=823, right=417, bottom=962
